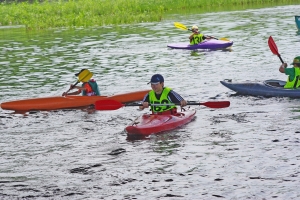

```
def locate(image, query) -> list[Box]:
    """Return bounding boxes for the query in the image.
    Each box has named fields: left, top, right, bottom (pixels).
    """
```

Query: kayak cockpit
left=263, top=79, right=286, bottom=88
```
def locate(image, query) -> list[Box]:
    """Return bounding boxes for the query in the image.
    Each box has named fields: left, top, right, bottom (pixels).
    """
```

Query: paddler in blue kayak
left=62, top=69, right=101, bottom=96
left=139, top=74, right=187, bottom=114
left=279, top=56, right=300, bottom=88
left=189, top=25, right=213, bottom=45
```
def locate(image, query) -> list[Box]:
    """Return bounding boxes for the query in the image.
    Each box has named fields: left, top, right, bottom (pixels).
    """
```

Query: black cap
left=147, top=74, right=164, bottom=84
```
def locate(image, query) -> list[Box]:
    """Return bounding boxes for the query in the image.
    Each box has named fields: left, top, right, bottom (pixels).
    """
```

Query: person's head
left=191, top=25, right=199, bottom=33
left=291, top=56, right=300, bottom=67
left=148, top=74, right=164, bottom=94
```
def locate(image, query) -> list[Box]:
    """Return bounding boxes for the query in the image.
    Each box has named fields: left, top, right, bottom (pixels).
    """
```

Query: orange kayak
left=1, top=90, right=149, bottom=112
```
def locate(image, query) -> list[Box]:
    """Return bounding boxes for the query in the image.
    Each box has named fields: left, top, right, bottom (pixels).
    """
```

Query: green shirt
left=284, top=68, right=295, bottom=82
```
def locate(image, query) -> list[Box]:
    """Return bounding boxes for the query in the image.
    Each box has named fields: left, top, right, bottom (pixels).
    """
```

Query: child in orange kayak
left=62, top=69, right=100, bottom=96
left=139, top=74, right=187, bottom=114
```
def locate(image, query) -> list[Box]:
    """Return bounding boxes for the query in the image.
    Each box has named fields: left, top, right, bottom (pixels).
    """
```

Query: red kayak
left=125, top=108, right=196, bottom=138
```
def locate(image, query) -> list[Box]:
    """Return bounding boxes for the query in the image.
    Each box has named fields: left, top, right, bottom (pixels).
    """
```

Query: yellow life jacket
left=190, top=33, right=204, bottom=45
left=149, top=87, right=177, bottom=113
left=284, top=68, right=300, bottom=89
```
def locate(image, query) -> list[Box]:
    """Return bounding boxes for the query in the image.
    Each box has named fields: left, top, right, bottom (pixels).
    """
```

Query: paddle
left=95, top=99, right=230, bottom=111
left=63, top=69, right=93, bottom=96
left=174, top=22, right=230, bottom=41
left=268, top=36, right=284, bottom=63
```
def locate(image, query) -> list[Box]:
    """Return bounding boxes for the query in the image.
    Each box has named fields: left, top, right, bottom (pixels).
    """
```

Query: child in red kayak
left=139, top=74, right=187, bottom=114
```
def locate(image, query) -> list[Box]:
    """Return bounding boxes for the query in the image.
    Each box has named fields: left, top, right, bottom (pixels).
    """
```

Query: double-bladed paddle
left=268, top=36, right=284, bottom=63
left=95, top=99, right=230, bottom=111
left=174, top=22, right=230, bottom=41
left=63, top=69, right=93, bottom=96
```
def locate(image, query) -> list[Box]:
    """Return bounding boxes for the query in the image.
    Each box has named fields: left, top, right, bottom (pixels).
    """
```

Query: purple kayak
left=167, top=39, right=233, bottom=50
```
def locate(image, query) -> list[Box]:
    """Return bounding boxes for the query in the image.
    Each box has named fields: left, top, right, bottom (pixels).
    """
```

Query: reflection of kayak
left=295, top=16, right=300, bottom=31
left=125, top=108, right=196, bottom=138
left=1, top=90, right=150, bottom=112
left=220, top=79, right=300, bottom=98
left=167, top=39, right=233, bottom=50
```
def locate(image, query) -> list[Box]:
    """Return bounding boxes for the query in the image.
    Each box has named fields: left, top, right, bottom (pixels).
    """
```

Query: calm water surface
left=1, top=4, right=300, bottom=200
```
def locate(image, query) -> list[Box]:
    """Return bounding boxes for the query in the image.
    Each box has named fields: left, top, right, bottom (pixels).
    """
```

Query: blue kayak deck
left=220, top=79, right=300, bottom=98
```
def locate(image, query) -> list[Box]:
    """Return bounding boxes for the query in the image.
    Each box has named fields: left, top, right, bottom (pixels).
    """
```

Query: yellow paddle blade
left=219, top=38, right=230, bottom=41
left=78, top=69, right=93, bottom=82
left=174, top=22, right=188, bottom=31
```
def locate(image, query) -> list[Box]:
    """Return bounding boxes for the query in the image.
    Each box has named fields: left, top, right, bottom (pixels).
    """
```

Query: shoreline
left=0, top=0, right=298, bottom=30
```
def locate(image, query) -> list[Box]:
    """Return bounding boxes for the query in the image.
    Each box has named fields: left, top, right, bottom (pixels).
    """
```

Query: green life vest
left=149, top=87, right=177, bottom=112
left=190, top=33, right=204, bottom=45
left=284, top=68, right=300, bottom=89
left=82, top=80, right=100, bottom=96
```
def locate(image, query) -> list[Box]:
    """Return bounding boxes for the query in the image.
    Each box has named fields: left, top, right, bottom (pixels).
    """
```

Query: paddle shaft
left=125, top=102, right=207, bottom=106
left=174, top=22, right=229, bottom=41
left=65, top=81, right=80, bottom=94
left=278, top=54, right=284, bottom=64
left=94, top=99, right=230, bottom=110
left=187, top=28, right=218, bottom=40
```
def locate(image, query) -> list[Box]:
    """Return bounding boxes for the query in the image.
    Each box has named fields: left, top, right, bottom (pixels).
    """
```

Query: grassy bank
left=0, top=0, right=297, bottom=30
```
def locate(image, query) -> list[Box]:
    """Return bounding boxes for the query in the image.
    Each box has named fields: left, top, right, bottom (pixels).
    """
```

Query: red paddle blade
left=200, top=101, right=230, bottom=108
left=95, top=99, right=124, bottom=110
left=268, top=36, right=279, bottom=55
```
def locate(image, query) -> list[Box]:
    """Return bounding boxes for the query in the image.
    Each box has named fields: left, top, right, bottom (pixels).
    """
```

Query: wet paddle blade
left=200, top=101, right=230, bottom=108
left=174, top=22, right=188, bottom=31
left=268, top=36, right=284, bottom=63
left=268, top=36, right=279, bottom=55
left=219, top=38, right=230, bottom=41
left=78, top=69, right=93, bottom=82
left=95, top=99, right=124, bottom=110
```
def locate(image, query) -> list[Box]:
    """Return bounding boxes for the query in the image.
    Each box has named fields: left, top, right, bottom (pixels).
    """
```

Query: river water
left=1, top=3, right=300, bottom=200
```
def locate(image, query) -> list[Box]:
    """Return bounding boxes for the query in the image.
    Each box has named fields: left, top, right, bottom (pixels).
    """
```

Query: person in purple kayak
left=189, top=25, right=213, bottom=45
left=139, top=74, right=187, bottom=114
left=279, top=56, right=300, bottom=88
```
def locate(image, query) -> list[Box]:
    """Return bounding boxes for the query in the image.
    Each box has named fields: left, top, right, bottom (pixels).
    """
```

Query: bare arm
left=62, top=84, right=84, bottom=96
left=139, top=94, right=150, bottom=110
left=139, top=102, right=149, bottom=110
left=279, top=63, right=287, bottom=73
left=189, top=33, right=195, bottom=42
left=180, top=100, right=187, bottom=107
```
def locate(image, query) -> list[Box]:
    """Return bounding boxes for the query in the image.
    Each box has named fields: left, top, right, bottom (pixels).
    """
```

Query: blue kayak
left=167, top=39, right=233, bottom=50
left=220, top=79, right=300, bottom=98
